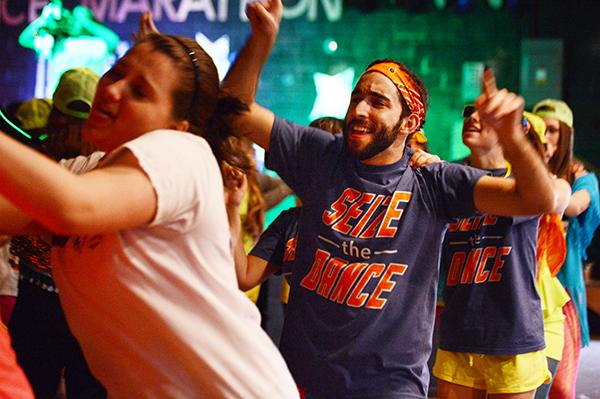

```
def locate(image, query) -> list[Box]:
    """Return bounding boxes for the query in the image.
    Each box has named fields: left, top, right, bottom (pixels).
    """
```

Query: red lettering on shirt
left=349, top=194, right=386, bottom=237
left=322, top=188, right=361, bottom=226
left=332, top=193, right=375, bottom=235
left=346, top=264, right=385, bottom=308
left=376, top=191, right=411, bottom=238
left=329, top=262, right=368, bottom=304
left=460, top=248, right=483, bottom=284
left=301, top=250, right=408, bottom=309
left=475, top=246, right=496, bottom=283
left=283, top=237, right=297, bottom=262
left=446, top=246, right=512, bottom=285
left=317, top=257, right=348, bottom=298
left=366, top=263, right=407, bottom=309
left=300, top=249, right=330, bottom=291
left=489, top=247, right=512, bottom=282
left=447, top=252, right=466, bottom=287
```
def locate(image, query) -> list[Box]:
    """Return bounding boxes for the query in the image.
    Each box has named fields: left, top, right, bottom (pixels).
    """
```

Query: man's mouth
left=347, top=121, right=373, bottom=137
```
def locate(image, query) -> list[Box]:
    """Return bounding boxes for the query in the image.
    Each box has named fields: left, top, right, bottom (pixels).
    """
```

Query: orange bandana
left=365, top=62, right=425, bottom=128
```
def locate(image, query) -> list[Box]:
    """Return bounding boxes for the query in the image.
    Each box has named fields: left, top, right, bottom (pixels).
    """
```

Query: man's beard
left=344, top=119, right=403, bottom=161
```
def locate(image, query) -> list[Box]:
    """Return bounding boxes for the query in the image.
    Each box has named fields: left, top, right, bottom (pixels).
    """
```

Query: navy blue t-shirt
left=250, top=207, right=301, bottom=276
left=267, top=117, right=486, bottom=398
left=439, top=168, right=544, bottom=355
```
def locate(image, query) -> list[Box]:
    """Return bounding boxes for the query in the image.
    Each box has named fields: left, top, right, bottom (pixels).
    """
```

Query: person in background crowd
left=522, top=111, right=571, bottom=399
left=534, top=99, right=600, bottom=399
left=15, top=98, right=54, bottom=150
left=433, top=104, right=570, bottom=399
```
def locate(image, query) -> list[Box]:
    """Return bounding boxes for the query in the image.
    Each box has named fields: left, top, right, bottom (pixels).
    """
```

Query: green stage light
left=488, top=0, right=503, bottom=9
left=0, top=108, right=33, bottom=140
left=323, top=38, right=338, bottom=54
left=434, top=0, right=447, bottom=10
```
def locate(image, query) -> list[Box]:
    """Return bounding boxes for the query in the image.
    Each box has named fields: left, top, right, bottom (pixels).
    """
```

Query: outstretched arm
left=473, top=70, right=558, bottom=216
left=224, top=168, right=277, bottom=290
left=564, top=164, right=592, bottom=217
left=0, top=131, right=156, bottom=236
left=0, top=196, right=46, bottom=235
left=565, top=189, right=591, bottom=217
left=221, top=0, right=282, bottom=150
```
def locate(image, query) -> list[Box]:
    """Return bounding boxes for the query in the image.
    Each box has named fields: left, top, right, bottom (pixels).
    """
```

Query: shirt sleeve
left=421, top=162, right=487, bottom=221
left=265, top=116, right=338, bottom=199
left=249, top=208, right=299, bottom=272
left=59, top=151, right=105, bottom=174
left=114, top=129, right=222, bottom=233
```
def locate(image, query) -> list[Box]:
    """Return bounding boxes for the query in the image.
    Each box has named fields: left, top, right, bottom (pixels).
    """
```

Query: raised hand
left=223, top=164, right=248, bottom=209
left=246, top=0, right=282, bottom=43
left=132, top=11, right=160, bottom=43
left=474, top=68, right=525, bottom=148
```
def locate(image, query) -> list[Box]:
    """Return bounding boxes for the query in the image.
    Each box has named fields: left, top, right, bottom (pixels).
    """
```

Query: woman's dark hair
left=44, top=108, right=96, bottom=160
left=239, top=138, right=265, bottom=241
left=552, top=121, right=575, bottom=184
left=139, top=34, right=250, bottom=174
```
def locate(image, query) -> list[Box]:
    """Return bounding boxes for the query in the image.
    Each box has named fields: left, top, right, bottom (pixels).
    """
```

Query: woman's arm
left=564, top=188, right=591, bottom=217
left=225, top=168, right=278, bottom=290
left=553, top=177, right=573, bottom=216
left=565, top=166, right=592, bottom=217
left=0, top=196, right=46, bottom=236
left=0, top=131, right=156, bottom=235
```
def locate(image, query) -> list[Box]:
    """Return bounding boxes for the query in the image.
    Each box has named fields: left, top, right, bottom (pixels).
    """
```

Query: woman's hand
left=409, top=149, right=442, bottom=168
left=132, top=11, right=160, bottom=43
left=223, top=165, right=247, bottom=210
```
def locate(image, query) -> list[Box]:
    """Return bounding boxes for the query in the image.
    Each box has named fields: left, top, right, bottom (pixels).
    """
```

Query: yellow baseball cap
left=15, top=98, right=53, bottom=131
left=53, top=67, right=100, bottom=120
left=532, top=99, right=573, bottom=129
left=523, top=111, right=546, bottom=144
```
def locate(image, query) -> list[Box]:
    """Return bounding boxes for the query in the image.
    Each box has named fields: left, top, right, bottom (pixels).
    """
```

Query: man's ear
left=173, top=119, right=190, bottom=132
left=399, top=113, right=420, bottom=135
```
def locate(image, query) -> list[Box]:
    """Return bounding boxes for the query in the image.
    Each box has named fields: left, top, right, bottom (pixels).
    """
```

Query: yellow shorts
left=433, top=349, right=551, bottom=394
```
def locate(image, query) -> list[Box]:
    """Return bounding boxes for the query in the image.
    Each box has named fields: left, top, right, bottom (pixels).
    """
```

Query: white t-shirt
left=52, top=130, right=298, bottom=399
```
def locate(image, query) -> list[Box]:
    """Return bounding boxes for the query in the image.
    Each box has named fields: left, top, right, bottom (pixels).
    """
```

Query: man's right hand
left=246, top=0, right=282, bottom=44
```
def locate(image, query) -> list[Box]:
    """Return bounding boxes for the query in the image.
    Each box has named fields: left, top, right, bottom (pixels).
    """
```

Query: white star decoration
left=195, top=33, right=231, bottom=81
left=309, top=67, right=354, bottom=121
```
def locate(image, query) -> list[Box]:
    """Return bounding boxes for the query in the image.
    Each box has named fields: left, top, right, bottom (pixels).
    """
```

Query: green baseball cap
left=532, top=99, right=573, bottom=129
left=53, top=67, right=100, bottom=120
left=15, top=98, right=53, bottom=131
